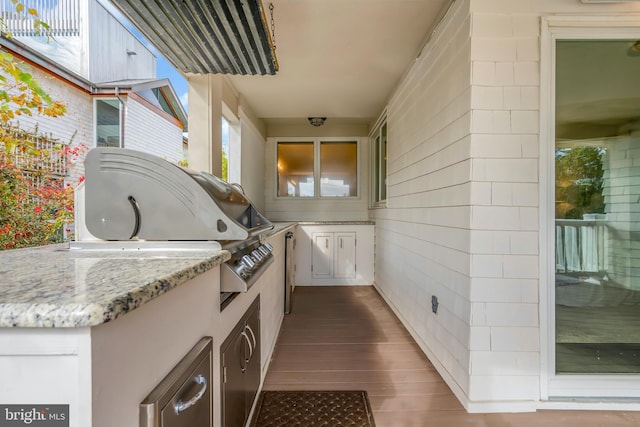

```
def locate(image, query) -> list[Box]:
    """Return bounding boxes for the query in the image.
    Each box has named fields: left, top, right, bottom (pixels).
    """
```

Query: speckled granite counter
left=265, top=222, right=297, bottom=237
left=0, top=244, right=230, bottom=328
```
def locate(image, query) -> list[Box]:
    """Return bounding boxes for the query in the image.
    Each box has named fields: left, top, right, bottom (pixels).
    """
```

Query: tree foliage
left=0, top=2, right=75, bottom=249
left=555, top=146, right=606, bottom=219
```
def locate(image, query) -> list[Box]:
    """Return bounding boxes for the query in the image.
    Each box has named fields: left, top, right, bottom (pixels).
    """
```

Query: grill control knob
left=251, top=250, right=263, bottom=262
left=263, top=242, right=273, bottom=252
left=258, top=245, right=269, bottom=257
left=241, top=255, right=255, bottom=270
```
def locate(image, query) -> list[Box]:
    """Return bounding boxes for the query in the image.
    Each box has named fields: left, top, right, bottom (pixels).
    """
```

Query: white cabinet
left=311, top=232, right=356, bottom=280
left=296, top=224, right=373, bottom=286
left=335, top=233, right=357, bottom=278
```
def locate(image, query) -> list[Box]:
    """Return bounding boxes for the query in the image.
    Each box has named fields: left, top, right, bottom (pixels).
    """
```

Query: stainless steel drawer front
left=140, top=337, right=213, bottom=427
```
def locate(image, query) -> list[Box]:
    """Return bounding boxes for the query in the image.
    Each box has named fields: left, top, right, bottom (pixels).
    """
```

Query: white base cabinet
left=296, top=224, right=373, bottom=286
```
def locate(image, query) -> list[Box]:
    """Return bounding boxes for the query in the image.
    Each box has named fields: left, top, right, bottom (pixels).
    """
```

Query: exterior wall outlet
left=431, top=295, right=439, bottom=314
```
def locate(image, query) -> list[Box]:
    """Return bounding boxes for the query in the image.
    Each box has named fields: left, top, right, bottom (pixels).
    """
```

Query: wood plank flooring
left=260, top=286, right=640, bottom=426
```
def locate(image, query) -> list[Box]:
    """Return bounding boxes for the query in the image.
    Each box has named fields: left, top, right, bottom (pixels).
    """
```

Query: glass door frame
left=540, top=15, right=640, bottom=401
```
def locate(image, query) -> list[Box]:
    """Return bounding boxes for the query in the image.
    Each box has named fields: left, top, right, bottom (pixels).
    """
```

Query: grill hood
left=83, top=148, right=272, bottom=241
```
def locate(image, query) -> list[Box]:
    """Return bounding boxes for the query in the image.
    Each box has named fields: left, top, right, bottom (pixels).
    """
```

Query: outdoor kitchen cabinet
left=296, top=224, right=374, bottom=286
left=220, top=296, right=261, bottom=427
left=311, top=231, right=357, bottom=280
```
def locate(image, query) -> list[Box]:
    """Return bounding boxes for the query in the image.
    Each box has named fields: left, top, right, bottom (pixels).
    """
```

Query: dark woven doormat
left=249, top=390, right=376, bottom=427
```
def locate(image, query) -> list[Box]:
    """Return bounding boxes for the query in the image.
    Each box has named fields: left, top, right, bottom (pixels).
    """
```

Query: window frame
left=369, top=113, right=387, bottom=207
left=222, top=105, right=241, bottom=184
left=94, top=97, right=121, bottom=148
left=540, top=15, right=640, bottom=402
left=275, top=137, right=361, bottom=199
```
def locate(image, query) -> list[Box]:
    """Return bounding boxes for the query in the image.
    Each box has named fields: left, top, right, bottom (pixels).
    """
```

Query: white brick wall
left=370, top=0, right=474, bottom=403
left=371, top=0, right=590, bottom=411
left=373, top=0, right=640, bottom=411
left=124, top=97, right=184, bottom=164
left=3, top=65, right=92, bottom=186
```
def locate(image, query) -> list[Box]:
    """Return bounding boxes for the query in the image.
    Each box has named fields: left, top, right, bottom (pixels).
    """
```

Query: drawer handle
left=240, top=331, right=253, bottom=372
left=174, top=374, right=208, bottom=415
left=245, top=325, right=257, bottom=358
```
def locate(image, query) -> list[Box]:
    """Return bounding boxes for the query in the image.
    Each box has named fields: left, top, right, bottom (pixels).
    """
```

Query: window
left=95, top=99, right=120, bottom=147
left=221, top=117, right=230, bottom=181
left=320, top=141, right=357, bottom=197
left=541, top=17, right=640, bottom=399
left=277, top=139, right=358, bottom=198
left=277, top=142, right=315, bottom=197
left=370, top=118, right=387, bottom=205
left=222, top=114, right=241, bottom=183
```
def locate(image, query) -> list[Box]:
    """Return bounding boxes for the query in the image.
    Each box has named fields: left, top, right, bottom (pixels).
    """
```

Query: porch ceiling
left=111, top=0, right=453, bottom=127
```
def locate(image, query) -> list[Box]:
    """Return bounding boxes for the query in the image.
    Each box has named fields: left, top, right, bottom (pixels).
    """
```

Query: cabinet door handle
left=245, top=325, right=257, bottom=361
left=340, top=238, right=343, bottom=249
left=173, top=374, right=207, bottom=415
left=240, top=331, right=253, bottom=371
left=326, top=238, right=329, bottom=249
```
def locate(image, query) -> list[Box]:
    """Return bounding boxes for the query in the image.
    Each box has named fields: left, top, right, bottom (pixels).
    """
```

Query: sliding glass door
left=555, top=39, right=640, bottom=375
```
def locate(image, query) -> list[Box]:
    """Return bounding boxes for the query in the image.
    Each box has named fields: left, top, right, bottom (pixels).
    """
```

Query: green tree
left=1, top=1, right=72, bottom=250
left=555, top=146, right=606, bottom=219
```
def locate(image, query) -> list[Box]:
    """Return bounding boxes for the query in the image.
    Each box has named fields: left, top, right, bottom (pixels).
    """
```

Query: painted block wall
left=372, top=0, right=640, bottom=412
left=124, top=96, right=184, bottom=165
left=370, top=0, right=475, bottom=403
left=466, top=5, right=542, bottom=406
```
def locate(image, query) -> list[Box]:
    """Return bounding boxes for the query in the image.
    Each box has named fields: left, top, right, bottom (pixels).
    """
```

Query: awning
left=108, top=0, right=278, bottom=75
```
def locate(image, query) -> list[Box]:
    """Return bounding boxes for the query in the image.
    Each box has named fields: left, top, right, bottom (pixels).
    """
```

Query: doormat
left=249, top=390, right=376, bottom=427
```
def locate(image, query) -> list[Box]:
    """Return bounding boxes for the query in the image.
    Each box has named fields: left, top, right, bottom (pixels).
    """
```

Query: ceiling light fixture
left=308, top=117, right=326, bottom=127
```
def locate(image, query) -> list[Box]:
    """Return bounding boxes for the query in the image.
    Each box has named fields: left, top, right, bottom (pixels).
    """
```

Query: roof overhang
left=108, top=0, right=278, bottom=75
left=95, top=78, right=189, bottom=131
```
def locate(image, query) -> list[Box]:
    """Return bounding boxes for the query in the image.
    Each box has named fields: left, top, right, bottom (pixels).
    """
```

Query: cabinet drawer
left=141, top=337, right=213, bottom=427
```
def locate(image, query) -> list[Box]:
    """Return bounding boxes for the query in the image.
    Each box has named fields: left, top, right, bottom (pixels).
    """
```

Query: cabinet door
left=311, top=233, right=333, bottom=279
left=335, top=232, right=356, bottom=279
left=221, top=329, right=248, bottom=427
left=244, top=303, right=261, bottom=415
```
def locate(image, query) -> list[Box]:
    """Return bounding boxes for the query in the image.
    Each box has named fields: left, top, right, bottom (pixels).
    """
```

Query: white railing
left=556, top=218, right=607, bottom=273
left=0, top=0, right=80, bottom=37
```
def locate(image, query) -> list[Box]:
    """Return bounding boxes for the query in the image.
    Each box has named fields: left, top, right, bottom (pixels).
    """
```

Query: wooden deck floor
left=261, top=286, right=640, bottom=426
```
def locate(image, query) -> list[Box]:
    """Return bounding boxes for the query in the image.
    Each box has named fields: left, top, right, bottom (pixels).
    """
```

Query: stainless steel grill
left=77, top=147, right=274, bottom=292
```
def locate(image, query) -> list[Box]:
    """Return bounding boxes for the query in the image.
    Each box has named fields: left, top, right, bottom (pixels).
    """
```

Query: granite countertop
left=0, top=244, right=230, bottom=328
left=265, top=222, right=297, bottom=237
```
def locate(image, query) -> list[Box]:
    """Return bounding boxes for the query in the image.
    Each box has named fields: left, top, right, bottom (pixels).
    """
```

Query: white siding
left=124, top=96, right=184, bottom=164
left=370, top=0, right=474, bottom=405
left=88, top=0, right=155, bottom=83
left=371, top=0, right=640, bottom=412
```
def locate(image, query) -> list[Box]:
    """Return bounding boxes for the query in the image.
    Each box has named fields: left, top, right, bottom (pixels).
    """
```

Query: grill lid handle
left=127, top=196, right=141, bottom=239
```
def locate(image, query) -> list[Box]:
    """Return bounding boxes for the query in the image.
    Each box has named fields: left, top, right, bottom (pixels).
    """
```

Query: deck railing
left=556, top=218, right=607, bottom=273
left=0, top=0, right=80, bottom=37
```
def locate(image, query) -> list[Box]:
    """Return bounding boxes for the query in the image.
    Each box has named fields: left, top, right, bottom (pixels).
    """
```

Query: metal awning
left=108, top=0, right=278, bottom=75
